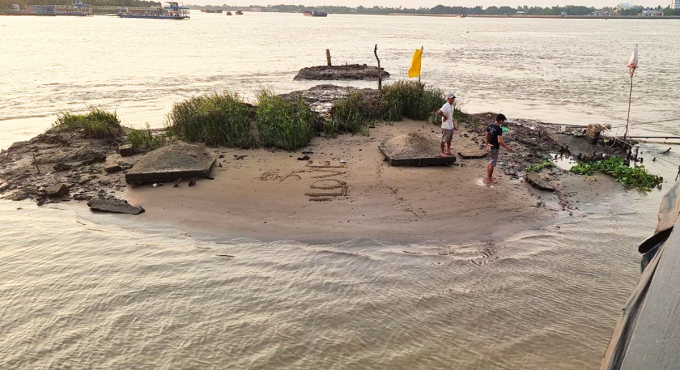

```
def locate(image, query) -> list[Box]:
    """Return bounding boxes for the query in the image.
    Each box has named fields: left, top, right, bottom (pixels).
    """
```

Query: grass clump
left=329, top=91, right=375, bottom=136
left=570, top=156, right=663, bottom=191
left=256, top=91, right=317, bottom=151
left=166, top=92, right=254, bottom=148
left=127, top=124, right=170, bottom=150
left=54, top=108, right=121, bottom=140
left=379, top=81, right=446, bottom=122
left=525, top=160, right=555, bottom=173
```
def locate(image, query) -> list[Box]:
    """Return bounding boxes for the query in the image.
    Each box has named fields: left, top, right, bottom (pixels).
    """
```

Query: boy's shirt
left=487, top=123, right=503, bottom=149
left=440, top=102, right=454, bottom=130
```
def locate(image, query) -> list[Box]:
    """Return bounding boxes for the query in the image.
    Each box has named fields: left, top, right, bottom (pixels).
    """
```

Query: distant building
left=590, top=10, right=610, bottom=16
left=672, top=0, right=680, bottom=9
left=618, top=3, right=631, bottom=9
left=641, top=9, right=663, bottom=16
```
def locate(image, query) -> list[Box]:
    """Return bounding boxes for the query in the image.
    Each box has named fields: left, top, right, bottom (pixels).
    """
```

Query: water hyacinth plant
left=166, top=91, right=255, bottom=148
left=570, top=156, right=662, bottom=191
left=525, top=160, right=555, bottom=173
left=256, top=91, right=317, bottom=151
left=54, top=108, right=122, bottom=140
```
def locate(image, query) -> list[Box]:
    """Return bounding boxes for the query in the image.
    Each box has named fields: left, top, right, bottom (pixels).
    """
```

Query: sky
left=191, top=1, right=669, bottom=8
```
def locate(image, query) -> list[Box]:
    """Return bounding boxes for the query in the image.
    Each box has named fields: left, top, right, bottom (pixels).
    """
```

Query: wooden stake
left=374, top=44, right=382, bottom=91
left=32, top=153, right=40, bottom=174
left=326, top=49, right=332, bottom=67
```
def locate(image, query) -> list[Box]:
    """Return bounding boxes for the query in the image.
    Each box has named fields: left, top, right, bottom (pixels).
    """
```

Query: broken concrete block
left=458, top=149, right=488, bottom=159
left=87, top=198, right=145, bottom=215
left=81, top=153, right=106, bottom=165
left=119, top=144, right=135, bottom=157
left=125, top=141, right=216, bottom=184
left=104, top=160, right=123, bottom=174
left=525, top=172, right=559, bottom=192
left=379, top=132, right=456, bottom=167
left=53, top=163, right=73, bottom=172
left=45, top=184, right=69, bottom=197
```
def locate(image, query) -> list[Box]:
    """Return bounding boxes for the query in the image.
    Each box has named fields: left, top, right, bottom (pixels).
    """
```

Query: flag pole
left=418, top=46, right=423, bottom=84
left=624, top=69, right=635, bottom=141
left=624, top=44, right=638, bottom=142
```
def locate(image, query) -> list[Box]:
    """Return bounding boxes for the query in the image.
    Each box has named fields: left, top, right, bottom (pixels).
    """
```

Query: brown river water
left=2, top=11, right=680, bottom=369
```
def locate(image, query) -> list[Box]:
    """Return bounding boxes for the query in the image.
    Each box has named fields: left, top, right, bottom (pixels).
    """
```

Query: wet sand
left=124, top=119, right=589, bottom=244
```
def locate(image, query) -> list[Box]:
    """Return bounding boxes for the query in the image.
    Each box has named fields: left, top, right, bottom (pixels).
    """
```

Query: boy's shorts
left=441, top=129, right=454, bottom=143
left=489, top=147, right=499, bottom=167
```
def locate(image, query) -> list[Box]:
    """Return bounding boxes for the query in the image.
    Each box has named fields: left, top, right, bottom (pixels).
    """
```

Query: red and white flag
left=627, top=45, right=639, bottom=70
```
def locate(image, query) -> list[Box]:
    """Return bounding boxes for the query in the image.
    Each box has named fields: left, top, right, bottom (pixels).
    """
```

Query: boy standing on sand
left=437, top=93, right=458, bottom=157
left=486, top=114, right=513, bottom=184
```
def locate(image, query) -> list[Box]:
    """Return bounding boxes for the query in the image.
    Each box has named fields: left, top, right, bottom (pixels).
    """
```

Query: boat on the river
left=226, top=11, right=232, bottom=15
left=118, top=2, right=189, bottom=19
left=235, top=10, right=243, bottom=15
left=303, top=10, right=327, bottom=17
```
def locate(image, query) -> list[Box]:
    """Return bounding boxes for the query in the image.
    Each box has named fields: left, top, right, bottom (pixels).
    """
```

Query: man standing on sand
left=437, top=93, right=458, bottom=157
left=486, top=113, right=513, bottom=184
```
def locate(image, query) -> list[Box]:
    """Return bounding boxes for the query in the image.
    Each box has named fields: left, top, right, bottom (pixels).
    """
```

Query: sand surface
left=123, top=120, right=564, bottom=243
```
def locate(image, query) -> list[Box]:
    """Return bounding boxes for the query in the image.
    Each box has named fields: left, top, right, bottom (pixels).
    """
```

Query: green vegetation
left=166, top=91, right=255, bottom=148
left=328, top=81, right=469, bottom=136
left=256, top=91, right=317, bottom=151
left=570, top=156, right=663, bottom=191
left=206, top=4, right=680, bottom=17
left=165, top=84, right=469, bottom=150
left=127, top=124, right=169, bottom=150
left=379, top=81, right=444, bottom=122
left=329, top=91, right=375, bottom=136
left=54, top=108, right=121, bottom=140
left=525, top=160, right=555, bottom=173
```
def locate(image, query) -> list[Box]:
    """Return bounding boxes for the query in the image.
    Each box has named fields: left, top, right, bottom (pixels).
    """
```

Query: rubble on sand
left=87, top=198, right=145, bottom=215
left=294, top=64, right=390, bottom=81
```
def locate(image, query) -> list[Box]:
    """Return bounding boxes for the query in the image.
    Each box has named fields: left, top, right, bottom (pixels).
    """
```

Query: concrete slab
left=458, top=149, right=488, bottom=159
left=379, top=132, right=456, bottom=167
left=125, top=141, right=216, bottom=184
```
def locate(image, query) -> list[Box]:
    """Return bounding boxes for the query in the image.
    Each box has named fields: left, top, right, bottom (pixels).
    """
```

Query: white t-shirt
left=440, top=102, right=455, bottom=130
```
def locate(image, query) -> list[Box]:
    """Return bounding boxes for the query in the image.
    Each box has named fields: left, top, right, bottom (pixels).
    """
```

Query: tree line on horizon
left=208, top=3, right=680, bottom=16
left=1, top=0, right=159, bottom=9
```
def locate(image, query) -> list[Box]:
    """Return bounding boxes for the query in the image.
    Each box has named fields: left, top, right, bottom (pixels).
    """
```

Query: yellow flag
left=408, top=49, right=422, bottom=78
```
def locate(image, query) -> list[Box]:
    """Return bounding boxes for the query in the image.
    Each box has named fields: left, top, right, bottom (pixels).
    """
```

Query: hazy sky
left=194, top=1, right=670, bottom=8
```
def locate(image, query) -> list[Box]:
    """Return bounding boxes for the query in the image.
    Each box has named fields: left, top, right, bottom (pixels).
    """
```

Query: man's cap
left=447, top=93, right=456, bottom=99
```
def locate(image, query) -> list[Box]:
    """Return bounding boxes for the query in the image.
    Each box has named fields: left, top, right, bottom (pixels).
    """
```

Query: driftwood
left=374, top=44, right=382, bottom=90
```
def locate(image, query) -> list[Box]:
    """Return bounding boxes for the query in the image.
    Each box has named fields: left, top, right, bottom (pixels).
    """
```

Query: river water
left=1, top=13, right=680, bottom=149
left=1, top=12, right=680, bottom=369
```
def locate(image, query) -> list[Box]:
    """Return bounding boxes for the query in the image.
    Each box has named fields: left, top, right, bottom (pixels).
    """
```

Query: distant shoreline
left=387, top=13, right=680, bottom=20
